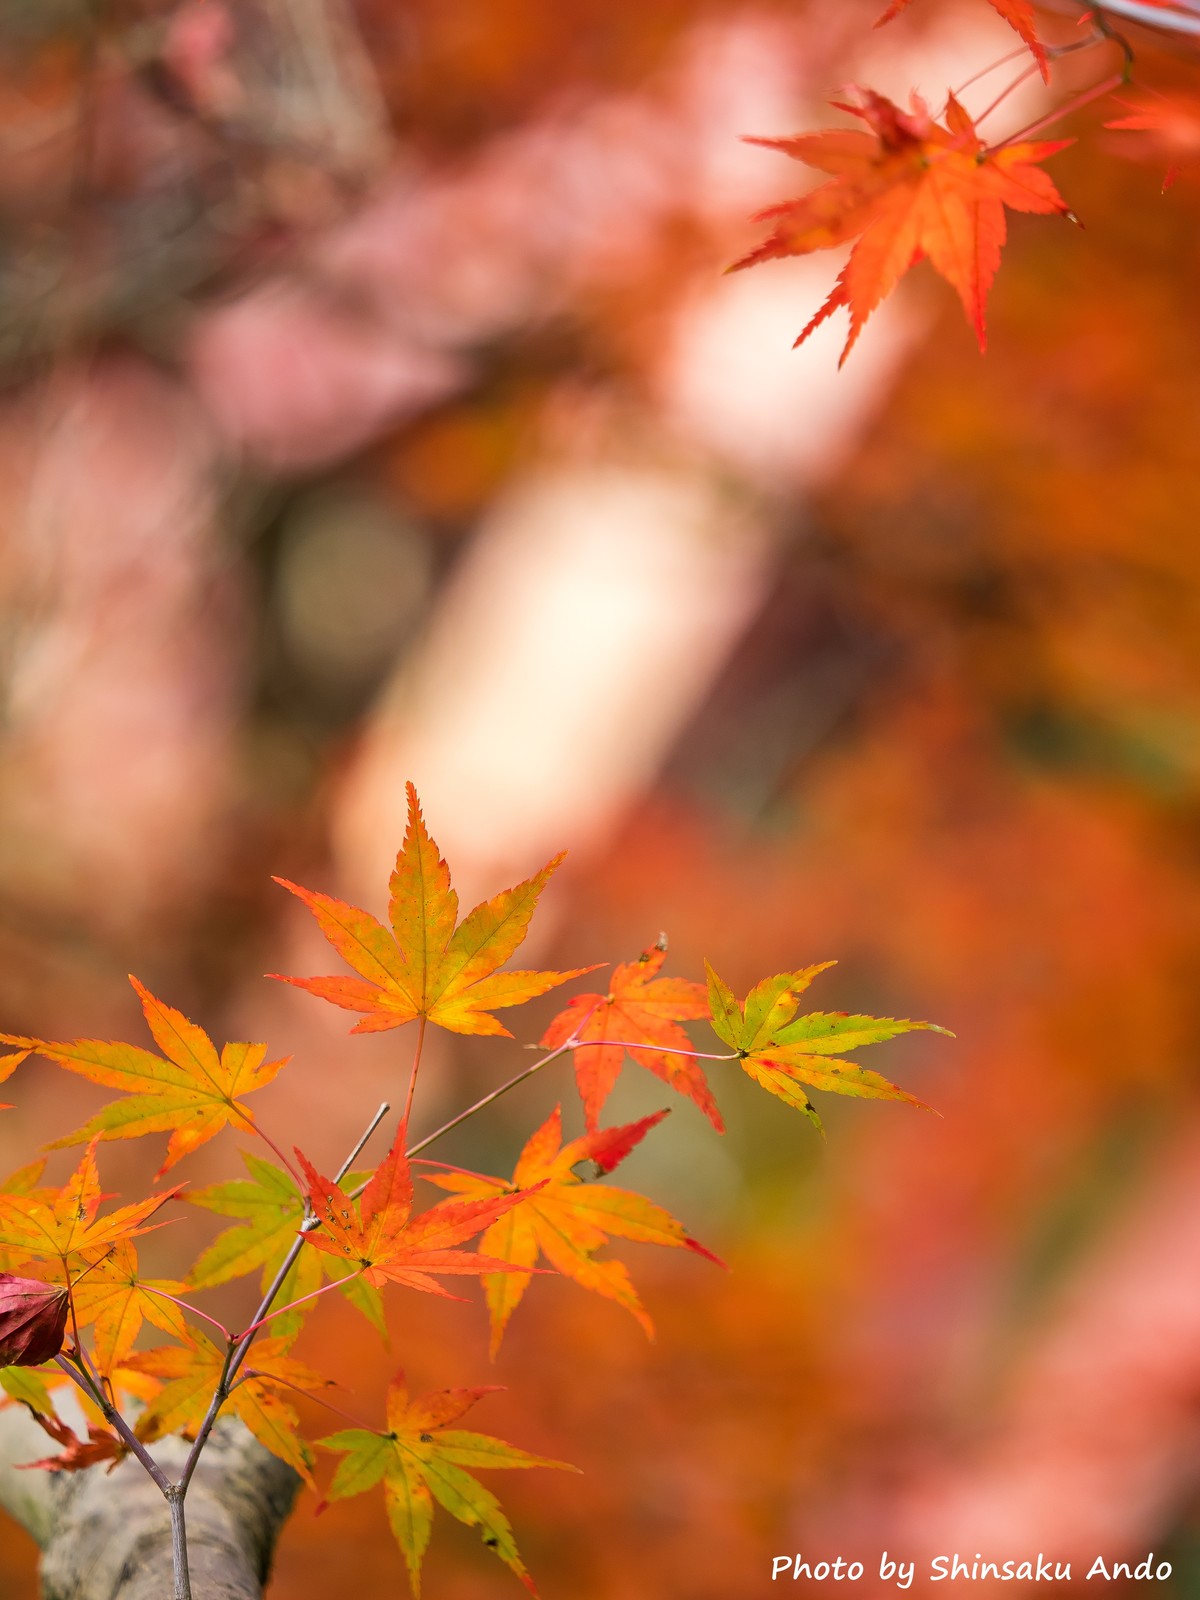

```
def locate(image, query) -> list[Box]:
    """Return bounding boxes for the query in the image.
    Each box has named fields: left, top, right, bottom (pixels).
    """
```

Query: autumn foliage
left=0, top=787, right=942, bottom=1595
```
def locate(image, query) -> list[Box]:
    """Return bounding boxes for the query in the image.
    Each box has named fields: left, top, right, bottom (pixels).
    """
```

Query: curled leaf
left=19, top=1411, right=125, bottom=1473
left=0, top=1275, right=69, bottom=1367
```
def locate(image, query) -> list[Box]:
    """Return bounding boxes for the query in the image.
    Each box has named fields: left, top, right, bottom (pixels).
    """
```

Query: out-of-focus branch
left=0, top=0, right=390, bottom=371
left=1094, top=0, right=1200, bottom=34
left=1107, top=0, right=1200, bottom=34
left=1040, top=0, right=1200, bottom=37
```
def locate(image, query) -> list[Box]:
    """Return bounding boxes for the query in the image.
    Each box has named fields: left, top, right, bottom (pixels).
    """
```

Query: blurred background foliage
left=0, top=0, right=1199, bottom=1595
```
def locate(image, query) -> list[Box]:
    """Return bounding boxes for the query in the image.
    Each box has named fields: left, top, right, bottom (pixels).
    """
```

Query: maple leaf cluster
left=0, top=783, right=946, bottom=1596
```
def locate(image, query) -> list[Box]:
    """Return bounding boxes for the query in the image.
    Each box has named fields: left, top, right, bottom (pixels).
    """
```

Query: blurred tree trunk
left=0, top=1402, right=297, bottom=1600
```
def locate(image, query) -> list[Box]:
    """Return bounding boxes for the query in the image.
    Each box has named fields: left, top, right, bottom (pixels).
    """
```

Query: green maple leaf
left=319, top=1372, right=576, bottom=1596
left=185, top=1151, right=385, bottom=1339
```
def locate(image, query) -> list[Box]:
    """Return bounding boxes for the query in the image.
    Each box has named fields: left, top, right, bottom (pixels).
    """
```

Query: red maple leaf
left=297, top=1124, right=540, bottom=1294
left=731, top=88, right=1072, bottom=363
left=1108, top=90, right=1200, bottom=189
left=19, top=1411, right=125, bottom=1473
left=540, top=938, right=720, bottom=1131
left=0, top=1276, right=69, bottom=1367
left=876, top=0, right=1049, bottom=82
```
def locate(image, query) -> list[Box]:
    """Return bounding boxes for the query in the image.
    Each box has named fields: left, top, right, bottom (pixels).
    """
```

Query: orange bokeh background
left=0, top=1, right=1198, bottom=1596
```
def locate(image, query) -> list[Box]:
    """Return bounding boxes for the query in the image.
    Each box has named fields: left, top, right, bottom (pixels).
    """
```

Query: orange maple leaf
left=427, top=1106, right=720, bottom=1355
left=3, top=978, right=288, bottom=1175
left=1107, top=90, right=1200, bottom=189
left=67, top=1240, right=189, bottom=1375
left=731, top=88, right=1072, bottom=363
left=130, top=1331, right=325, bottom=1485
left=296, top=1123, right=541, bottom=1294
left=0, top=1141, right=181, bottom=1274
left=876, top=0, right=1049, bottom=81
left=540, top=937, right=720, bottom=1131
left=272, top=783, right=595, bottom=1037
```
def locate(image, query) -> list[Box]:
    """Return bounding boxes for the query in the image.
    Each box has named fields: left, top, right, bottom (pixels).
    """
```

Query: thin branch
left=401, top=1029, right=738, bottom=1166
left=52, top=1354, right=172, bottom=1496
left=334, top=1101, right=390, bottom=1183
left=401, top=1034, right=582, bottom=1166
left=176, top=1097, right=390, bottom=1494
left=140, top=1286, right=231, bottom=1342
left=992, top=70, right=1128, bottom=147
left=234, top=1274, right=353, bottom=1340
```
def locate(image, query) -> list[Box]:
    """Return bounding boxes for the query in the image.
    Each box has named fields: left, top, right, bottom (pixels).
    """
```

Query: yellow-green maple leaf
left=319, top=1372, right=576, bottom=1596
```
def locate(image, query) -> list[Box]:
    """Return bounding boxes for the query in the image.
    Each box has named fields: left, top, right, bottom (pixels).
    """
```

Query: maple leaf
left=0, top=1365, right=59, bottom=1414
left=297, top=1125, right=540, bottom=1295
left=0, top=1355, right=159, bottom=1431
left=0, top=1161, right=50, bottom=1275
left=185, top=1151, right=386, bottom=1338
left=427, top=1106, right=721, bottom=1355
left=731, top=88, right=1072, bottom=363
left=875, top=0, right=1048, bottom=81
left=1107, top=91, right=1200, bottom=190
left=3, top=977, right=288, bottom=1175
left=67, top=1240, right=189, bottom=1374
left=130, top=1331, right=326, bottom=1486
left=0, top=1141, right=181, bottom=1274
left=0, top=1044, right=29, bottom=1111
left=319, top=1371, right=576, bottom=1597
left=540, top=937, right=722, bottom=1132
left=705, top=963, right=948, bottom=1134
left=18, top=1411, right=125, bottom=1473
left=271, top=783, right=595, bottom=1037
